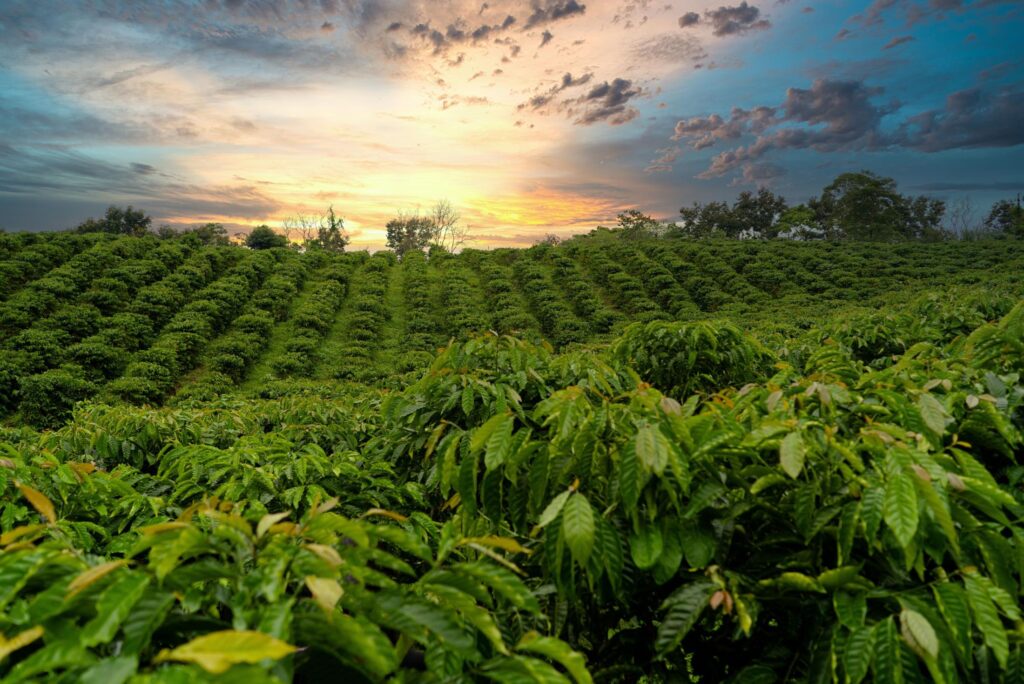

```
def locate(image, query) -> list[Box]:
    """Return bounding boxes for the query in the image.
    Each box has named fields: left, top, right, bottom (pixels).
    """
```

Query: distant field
left=2, top=231, right=1023, bottom=427
left=1, top=231, right=1024, bottom=683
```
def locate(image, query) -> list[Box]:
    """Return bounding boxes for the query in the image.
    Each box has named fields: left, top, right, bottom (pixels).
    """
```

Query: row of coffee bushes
left=105, top=250, right=279, bottom=406
left=0, top=232, right=109, bottom=300
left=0, top=245, right=232, bottom=424
left=432, top=251, right=489, bottom=339
left=568, top=241, right=667, bottom=321
left=0, top=236, right=161, bottom=334
left=474, top=252, right=540, bottom=335
left=399, top=250, right=439, bottom=351
left=172, top=251, right=314, bottom=401
left=606, top=242, right=702, bottom=320
left=270, top=254, right=357, bottom=378
left=510, top=254, right=590, bottom=346
left=640, top=243, right=737, bottom=313
left=321, top=252, right=393, bottom=382
left=543, top=247, right=620, bottom=333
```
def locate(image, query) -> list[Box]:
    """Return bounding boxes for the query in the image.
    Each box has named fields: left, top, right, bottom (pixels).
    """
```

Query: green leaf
left=81, top=572, right=150, bottom=647
left=153, top=630, right=297, bottom=674
left=618, top=442, right=640, bottom=509
left=629, top=523, right=663, bottom=570
left=485, top=413, right=515, bottom=471
left=843, top=625, right=876, bottom=684
left=834, top=592, right=867, bottom=629
left=679, top=521, right=715, bottom=568
left=517, top=631, right=593, bottom=684
left=655, top=580, right=715, bottom=654
left=872, top=618, right=902, bottom=684
left=779, top=431, right=806, bottom=479
left=884, top=473, right=919, bottom=548
left=561, top=494, right=595, bottom=565
left=536, top=490, right=570, bottom=530
left=933, top=582, right=971, bottom=662
left=79, top=656, right=138, bottom=684
left=965, top=573, right=1009, bottom=668
left=121, top=586, right=175, bottom=655
left=455, top=561, right=541, bottom=614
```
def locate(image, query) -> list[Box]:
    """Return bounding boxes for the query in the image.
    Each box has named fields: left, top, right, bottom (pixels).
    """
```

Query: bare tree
left=428, top=199, right=469, bottom=252
left=945, top=196, right=976, bottom=238
left=282, top=214, right=319, bottom=245
left=535, top=233, right=561, bottom=246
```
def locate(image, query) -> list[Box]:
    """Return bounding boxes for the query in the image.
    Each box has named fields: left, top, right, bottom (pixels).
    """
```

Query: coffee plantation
left=0, top=229, right=1023, bottom=682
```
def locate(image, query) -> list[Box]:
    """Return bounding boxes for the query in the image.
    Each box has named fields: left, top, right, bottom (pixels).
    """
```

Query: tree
left=427, top=200, right=468, bottom=252
left=810, top=171, right=909, bottom=241
left=984, top=196, right=1024, bottom=238
left=75, top=205, right=152, bottom=236
left=535, top=233, right=562, bottom=246
left=315, top=206, right=348, bottom=252
left=282, top=215, right=319, bottom=246
left=901, top=194, right=948, bottom=241
left=245, top=225, right=288, bottom=250
left=732, top=188, right=788, bottom=238
left=386, top=212, right=434, bottom=257
left=177, top=223, right=230, bottom=245
left=616, top=210, right=660, bottom=240
left=678, top=200, right=733, bottom=238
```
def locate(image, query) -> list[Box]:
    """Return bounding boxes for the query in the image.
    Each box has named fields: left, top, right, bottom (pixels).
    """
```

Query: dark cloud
left=672, top=77, right=1024, bottom=180
left=704, top=2, right=771, bottom=36
left=130, top=162, right=157, bottom=175
left=573, top=78, right=643, bottom=125
left=678, top=11, right=700, bottom=27
left=518, top=71, right=593, bottom=111
left=896, top=85, right=1024, bottom=151
left=540, top=29, right=554, bottom=47
left=523, top=0, right=587, bottom=30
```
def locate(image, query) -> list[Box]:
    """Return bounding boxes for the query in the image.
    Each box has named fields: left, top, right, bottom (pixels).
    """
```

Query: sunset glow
left=1, top=1, right=1021, bottom=247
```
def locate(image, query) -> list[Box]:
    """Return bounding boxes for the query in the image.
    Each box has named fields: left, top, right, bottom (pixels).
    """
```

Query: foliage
left=246, top=226, right=289, bottom=250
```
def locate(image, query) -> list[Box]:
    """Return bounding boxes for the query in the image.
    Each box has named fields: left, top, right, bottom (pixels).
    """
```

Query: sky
left=0, top=0, right=1022, bottom=248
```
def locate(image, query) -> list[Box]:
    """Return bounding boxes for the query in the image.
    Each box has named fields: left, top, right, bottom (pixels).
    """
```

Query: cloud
left=518, top=71, right=593, bottom=111
left=678, top=11, right=700, bottom=27
left=705, top=1, right=771, bottom=36
left=672, top=76, right=1024, bottom=180
left=895, top=85, right=1024, bottom=151
left=851, top=0, right=1018, bottom=29
left=733, top=162, right=786, bottom=186
left=883, top=34, right=914, bottom=49
left=540, top=29, right=554, bottom=47
left=644, top=146, right=682, bottom=173
left=130, top=162, right=157, bottom=174
left=572, top=78, right=643, bottom=125
left=523, top=0, right=587, bottom=29
left=631, top=33, right=707, bottom=64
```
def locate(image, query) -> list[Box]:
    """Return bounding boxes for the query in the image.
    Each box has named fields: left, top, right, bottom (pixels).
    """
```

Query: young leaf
left=153, top=630, right=297, bottom=674
left=779, top=431, right=806, bottom=479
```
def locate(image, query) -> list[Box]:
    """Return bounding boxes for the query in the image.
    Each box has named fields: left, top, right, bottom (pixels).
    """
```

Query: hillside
left=2, top=231, right=1023, bottom=427
left=1, top=231, right=1024, bottom=683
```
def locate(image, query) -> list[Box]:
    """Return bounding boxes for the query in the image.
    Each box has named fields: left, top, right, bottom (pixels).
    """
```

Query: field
left=1, top=230, right=1024, bottom=682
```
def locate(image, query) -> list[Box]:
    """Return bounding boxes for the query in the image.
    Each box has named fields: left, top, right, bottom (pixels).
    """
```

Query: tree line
left=613, top=171, right=1023, bottom=242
